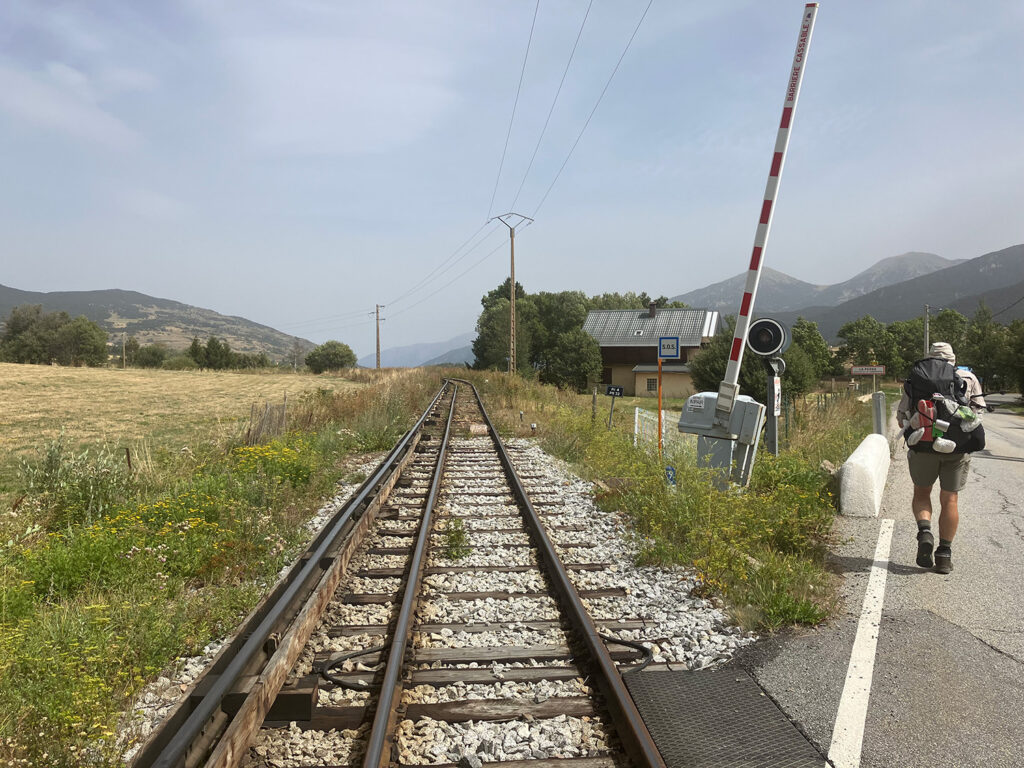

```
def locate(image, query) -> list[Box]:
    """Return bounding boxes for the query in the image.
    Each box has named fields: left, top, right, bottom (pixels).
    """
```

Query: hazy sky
left=2, top=1, right=1022, bottom=356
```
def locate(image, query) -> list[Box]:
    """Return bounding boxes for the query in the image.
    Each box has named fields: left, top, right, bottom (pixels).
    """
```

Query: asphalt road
left=734, top=395, right=1024, bottom=767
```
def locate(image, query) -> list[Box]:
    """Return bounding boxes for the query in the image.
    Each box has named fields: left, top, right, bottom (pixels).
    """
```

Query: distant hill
left=422, top=344, right=475, bottom=367
left=671, top=252, right=962, bottom=313
left=0, top=284, right=309, bottom=360
left=771, top=244, right=1024, bottom=340
left=356, top=332, right=475, bottom=368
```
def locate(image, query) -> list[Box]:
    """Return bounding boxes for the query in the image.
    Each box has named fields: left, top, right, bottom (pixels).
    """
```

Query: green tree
left=885, top=318, right=924, bottom=376
left=929, top=309, right=968, bottom=354
left=123, top=336, right=140, bottom=366
left=779, top=343, right=817, bottom=398
left=541, top=329, right=602, bottom=391
left=790, top=317, right=831, bottom=378
left=471, top=278, right=536, bottom=373
left=204, top=337, right=232, bottom=370
left=960, top=303, right=1010, bottom=389
left=481, top=277, right=526, bottom=312
left=305, top=340, right=357, bottom=373
left=1, top=306, right=106, bottom=366
left=1006, top=319, right=1024, bottom=395
left=135, top=344, right=168, bottom=368
left=835, top=316, right=893, bottom=368
left=1, top=305, right=66, bottom=363
left=529, top=291, right=589, bottom=374
left=54, top=316, right=108, bottom=366
left=188, top=337, right=207, bottom=369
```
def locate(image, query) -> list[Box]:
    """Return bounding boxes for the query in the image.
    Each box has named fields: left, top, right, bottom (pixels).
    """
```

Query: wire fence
left=633, top=408, right=691, bottom=452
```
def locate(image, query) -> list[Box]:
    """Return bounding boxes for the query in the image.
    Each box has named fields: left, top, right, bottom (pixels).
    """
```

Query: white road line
left=828, top=518, right=895, bottom=768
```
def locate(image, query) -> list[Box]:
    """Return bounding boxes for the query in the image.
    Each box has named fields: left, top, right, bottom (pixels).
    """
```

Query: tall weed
left=19, top=436, right=136, bottom=529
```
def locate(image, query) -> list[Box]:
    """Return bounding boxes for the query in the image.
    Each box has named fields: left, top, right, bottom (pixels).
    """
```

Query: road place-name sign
left=851, top=365, right=886, bottom=375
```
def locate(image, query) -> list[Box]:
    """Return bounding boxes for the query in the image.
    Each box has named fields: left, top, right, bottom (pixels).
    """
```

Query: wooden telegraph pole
left=489, top=213, right=533, bottom=374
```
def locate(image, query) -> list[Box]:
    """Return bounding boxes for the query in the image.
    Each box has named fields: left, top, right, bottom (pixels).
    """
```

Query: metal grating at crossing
left=625, top=668, right=827, bottom=768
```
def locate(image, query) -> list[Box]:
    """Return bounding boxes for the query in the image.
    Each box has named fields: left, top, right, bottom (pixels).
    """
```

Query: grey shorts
left=907, top=451, right=971, bottom=492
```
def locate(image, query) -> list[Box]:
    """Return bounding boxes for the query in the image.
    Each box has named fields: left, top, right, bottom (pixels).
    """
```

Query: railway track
left=133, top=379, right=669, bottom=768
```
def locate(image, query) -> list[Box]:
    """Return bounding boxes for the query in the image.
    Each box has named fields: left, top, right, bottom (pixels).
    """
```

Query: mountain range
left=4, top=245, right=1021, bottom=366
left=356, top=332, right=475, bottom=368
left=771, top=244, right=1024, bottom=340
left=669, top=252, right=965, bottom=312
left=0, top=284, right=310, bottom=360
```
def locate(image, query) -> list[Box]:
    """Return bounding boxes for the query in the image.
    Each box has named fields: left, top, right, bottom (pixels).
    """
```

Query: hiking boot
left=934, top=548, right=953, bottom=574
left=916, top=530, right=934, bottom=568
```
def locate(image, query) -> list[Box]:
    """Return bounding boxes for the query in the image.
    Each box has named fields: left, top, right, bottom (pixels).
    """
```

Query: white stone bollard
left=839, top=433, right=891, bottom=517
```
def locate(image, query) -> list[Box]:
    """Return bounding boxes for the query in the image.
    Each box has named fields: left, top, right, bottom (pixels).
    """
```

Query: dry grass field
left=0, top=363, right=363, bottom=477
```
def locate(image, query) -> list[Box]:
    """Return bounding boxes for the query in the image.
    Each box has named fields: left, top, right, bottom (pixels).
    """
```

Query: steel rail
left=143, top=382, right=450, bottom=768
left=363, top=383, right=457, bottom=768
left=458, top=378, right=666, bottom=768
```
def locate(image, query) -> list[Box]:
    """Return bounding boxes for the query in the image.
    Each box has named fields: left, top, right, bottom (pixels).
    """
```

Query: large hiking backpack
left=902, top=357, right=985, bottom=454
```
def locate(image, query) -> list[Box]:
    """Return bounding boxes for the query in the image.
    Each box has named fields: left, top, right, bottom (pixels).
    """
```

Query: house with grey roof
left=582, top=303, right=720, bottom=397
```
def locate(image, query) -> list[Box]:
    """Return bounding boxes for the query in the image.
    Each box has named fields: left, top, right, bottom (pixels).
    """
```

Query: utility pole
left=375, top=304, right=385, bottom=370
left=923, top=303, right=930, bottom=356
left=488, top=213, right=533, bottom=374
left=122, top=332, right=126, bottom=369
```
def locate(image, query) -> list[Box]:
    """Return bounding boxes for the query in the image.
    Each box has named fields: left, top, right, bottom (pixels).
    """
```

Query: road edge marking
left=827, top=517, right=895, bottom=768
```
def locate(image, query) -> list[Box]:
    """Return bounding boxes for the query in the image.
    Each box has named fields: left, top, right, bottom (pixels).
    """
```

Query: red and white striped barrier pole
left=716, top=3, right=819, bottom=424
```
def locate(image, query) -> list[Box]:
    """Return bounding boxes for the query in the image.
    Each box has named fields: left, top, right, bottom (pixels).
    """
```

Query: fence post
left=592, top=387, right=597, bottom=425
left=872, top=391, right=886, bottom=435
left=633, top=407, right=640, bottom=447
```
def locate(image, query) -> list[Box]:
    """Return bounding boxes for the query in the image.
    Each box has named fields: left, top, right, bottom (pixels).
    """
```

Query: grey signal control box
left=678, top=392, right=765, bottom=445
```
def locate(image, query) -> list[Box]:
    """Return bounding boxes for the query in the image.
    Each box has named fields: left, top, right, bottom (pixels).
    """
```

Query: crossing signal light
left=746, top=318, right=790, bottom=358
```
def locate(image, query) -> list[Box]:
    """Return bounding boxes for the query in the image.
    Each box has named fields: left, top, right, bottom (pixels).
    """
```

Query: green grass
left=443, top=518, right=471, bottom=560
left=0, top=369, right=441, bottom=766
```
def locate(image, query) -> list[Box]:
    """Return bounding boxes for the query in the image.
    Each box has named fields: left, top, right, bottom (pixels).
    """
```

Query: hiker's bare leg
left=912, top=485, right=933, bottom=523
left=938, top=490, right=959, bottom=542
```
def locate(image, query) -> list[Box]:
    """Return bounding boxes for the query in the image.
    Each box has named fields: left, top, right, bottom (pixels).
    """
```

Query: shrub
left=135, top=344, right=168, bottom=368
left=163, top=354, right=199, bottom=370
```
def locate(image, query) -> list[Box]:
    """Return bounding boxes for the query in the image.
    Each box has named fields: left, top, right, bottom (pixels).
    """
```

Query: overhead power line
left=487, top=0, right=541, bottom=221
left=280, top=307, right=377, bottom=331
left=992, top=294, right=1024, bottom=318
left=388, top=235, right=517, bottom=320
left=509, top=0, right=594, bottom=211
left=530, top=0, right=654, bottom=218
left=386, top=222, right=500, bottom=307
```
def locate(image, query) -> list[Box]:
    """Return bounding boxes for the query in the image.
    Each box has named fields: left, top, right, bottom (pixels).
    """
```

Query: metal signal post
left=489, top=213, right=533, bottom=374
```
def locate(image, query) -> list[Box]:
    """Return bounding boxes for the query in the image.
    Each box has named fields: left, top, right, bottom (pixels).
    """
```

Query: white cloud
left=0, top=64, right=139, bottom=149
left=226, top=36, right=456, bottom=155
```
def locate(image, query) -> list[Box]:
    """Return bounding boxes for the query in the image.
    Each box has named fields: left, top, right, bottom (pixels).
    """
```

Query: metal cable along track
left=133, top=378, right=665, bottom=768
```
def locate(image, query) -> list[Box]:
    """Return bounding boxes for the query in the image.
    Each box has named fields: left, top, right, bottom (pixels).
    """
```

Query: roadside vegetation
left=0, top=366, right=439, bottom=766
left=468, top=371, right=871, bottom=632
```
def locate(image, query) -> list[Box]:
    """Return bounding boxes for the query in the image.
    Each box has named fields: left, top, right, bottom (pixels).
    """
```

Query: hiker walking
left=897, top=342, right=986, bottom=574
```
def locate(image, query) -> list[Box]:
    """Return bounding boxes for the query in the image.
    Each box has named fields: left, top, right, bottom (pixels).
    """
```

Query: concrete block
left=839, top=433, right=891, bottom=517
